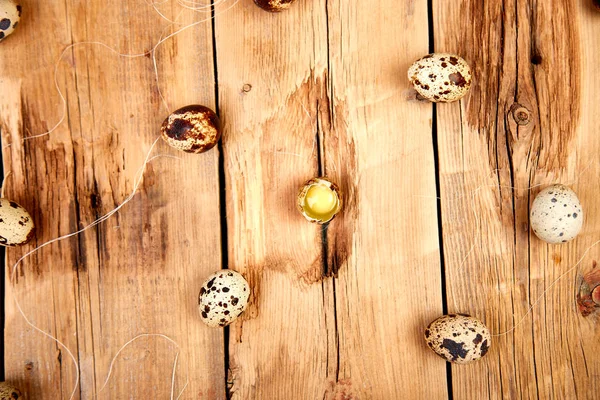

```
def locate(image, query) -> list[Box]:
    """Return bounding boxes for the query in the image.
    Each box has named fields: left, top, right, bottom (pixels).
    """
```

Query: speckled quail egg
left=530, top=184, right=583, bottom=244
left=408, top=53, right=472, bottom=102
left=0, top=198, right=34, bottom=246
left=425, top=314, right=491, bottom=364
left=254, top=0, right=296, bottom=12
left=161, top=105, right=221, bottom=153
left=198, top=270, right=250, bottom=328
left=297, top=177, right=342, bottom=224
left=0, top=382, right=22, bottom=399
left=0, top=0, right=21, bottom=42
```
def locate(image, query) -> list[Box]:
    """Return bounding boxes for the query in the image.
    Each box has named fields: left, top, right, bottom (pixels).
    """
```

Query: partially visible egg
left=530, top=184, right=583, bottom=244
left=0, top=0, right=21, bottom=42
left=0, top=382, right=21, bottom=399
left=254, top=0, right=296, bottom=12
left=408, top=53, right=472, bottom=102
left=0, top=198, right=34, bottom=246
left=425, top=314, right=491, bottom=364
left=297, top=177, right=342, bottom=224
left=198, top=270, right=250, bottom=328
left=161, top=105, right=221, bottom=153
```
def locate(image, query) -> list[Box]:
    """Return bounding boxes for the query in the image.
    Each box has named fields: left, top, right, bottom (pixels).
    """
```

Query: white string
left=452, top=161, right=597, bottom=335
left=21, top=0, right=240, bottom=142
left=493, top=239, right=600, bottom=336
left=175, top=381, right=190, bottom=400
left=95, top=333, right=187, bottom=397
left=4, top=1, right=242, bottom=398
left=9, top=136, right=161, bottom=400
left=170, top=352, right=180, bottom=400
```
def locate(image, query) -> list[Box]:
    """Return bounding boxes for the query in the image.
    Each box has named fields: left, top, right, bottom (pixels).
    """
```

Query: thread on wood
left=4, top=1, right=242, bottom=395
left=445, top=160, right=596, bottom=335
left=15, top=0, right=240, bottom=143
left=96, top=333, right=188, bottom=399
left=9, top=136, right=160, bottom=399
left=5, top=2, right=242, bottom=395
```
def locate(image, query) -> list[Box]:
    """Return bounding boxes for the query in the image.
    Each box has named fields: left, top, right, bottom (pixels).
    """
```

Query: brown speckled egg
left=0, top=0, right=21, bottom=42
left=160, top=105, right=221, bottom=153
left=254, top=0, right=296, bottom=12
left=0, top=382, right=21, bottom=399
left=425, top=314, right=491, bottom=364
left=198, top=270, right=250, bottom=328
left=530, top=184, right=583, bottom=244
left=408, top=53, right=472, bottom=102
left=0, top=198, right=34, bottom=246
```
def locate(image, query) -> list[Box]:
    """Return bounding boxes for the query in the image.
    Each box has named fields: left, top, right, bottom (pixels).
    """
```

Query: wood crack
left=210, top=1, right=231, bottom=398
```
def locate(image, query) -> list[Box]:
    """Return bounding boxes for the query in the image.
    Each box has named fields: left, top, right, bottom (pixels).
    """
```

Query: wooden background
left=0, top=0, right=599, bottom=398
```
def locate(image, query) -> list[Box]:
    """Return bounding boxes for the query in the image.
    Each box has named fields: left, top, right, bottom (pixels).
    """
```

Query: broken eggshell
left=408, top=53, right=472, bottom=102
left=297, top=177, right=342, bottom=224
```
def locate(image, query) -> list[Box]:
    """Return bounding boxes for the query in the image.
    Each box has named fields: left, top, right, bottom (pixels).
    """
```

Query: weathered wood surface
left=435, top=1, right=600, bottom=399
left=1, top=0, right=599, bottom=399
left=0, top=0, right=224, bottom=398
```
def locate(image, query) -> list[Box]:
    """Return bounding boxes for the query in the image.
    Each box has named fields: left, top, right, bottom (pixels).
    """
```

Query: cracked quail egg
left=0, top=0, right=21, bottom=42
left=0, top=382, right=21, bottom=399
left=0, top=198, right=34, bottom=246
left=161, top=105, right=221, bottom=153
left=425, top=314, right=491, bottom=364
left=297, top=177, right=342, bottom=224
left=530, top=184, right=583, bottom=244
left=408, top=53, right=472, bottom=102
left=198, top=270, right=250, bottom=328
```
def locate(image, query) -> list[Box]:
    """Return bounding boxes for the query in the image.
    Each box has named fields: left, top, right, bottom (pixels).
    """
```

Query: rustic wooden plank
left=215, top=1, right=334, bottom=398
left=322, top=1, right=448, bottom=398
left=435, top=0, right=600, bottom=398
left=1, top=1, right=224, bottom=398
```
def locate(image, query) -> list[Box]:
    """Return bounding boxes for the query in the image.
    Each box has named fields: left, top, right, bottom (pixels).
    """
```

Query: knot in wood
left=242, top=84, right=252, bottom=93
left=593, top=285, right=600, bottom=305
left=511, top=104, right=531, bottom=125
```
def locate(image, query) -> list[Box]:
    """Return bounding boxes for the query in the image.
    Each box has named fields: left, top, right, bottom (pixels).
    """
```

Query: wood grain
left=215, top=1, right=331, bottom=398
left=0, top=1, right=224, bottom=398
left=217, top=0, right=447, bottom=398
left=435, top=0, right=600, bottom=398
left=2, top=0, right=600, bottom=398
left=323, top=0, right=448, bottom=398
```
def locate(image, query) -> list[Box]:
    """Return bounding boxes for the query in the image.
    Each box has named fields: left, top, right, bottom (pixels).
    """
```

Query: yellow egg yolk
left=304, top=184, right=339, bottom=220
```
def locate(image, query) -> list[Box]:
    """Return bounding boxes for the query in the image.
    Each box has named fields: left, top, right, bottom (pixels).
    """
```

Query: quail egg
left=297, top=177, right=342, bottom=224
left=0, top=198, right=34, bottom=246
left=408, top=53, right=472, bottom=102
left=425, top=314, right=491, bottom=364
left=530, top=184, right=583, bottom=244
left=254, top=0, right=296, bottom=12
left=198, top=270, right=250, bottom=328
left=0, top=382, right=21, bottom=399
left=161, top=105, right=221, bottom=153
left=0, top=0, right=21, bottom=42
